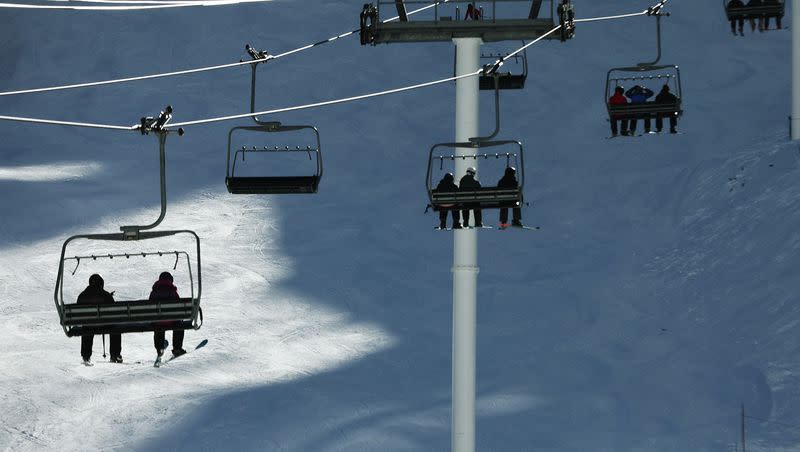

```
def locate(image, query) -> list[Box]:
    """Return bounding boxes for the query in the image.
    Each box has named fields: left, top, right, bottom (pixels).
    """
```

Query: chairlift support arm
left=124, top=107, right=184, bottom=240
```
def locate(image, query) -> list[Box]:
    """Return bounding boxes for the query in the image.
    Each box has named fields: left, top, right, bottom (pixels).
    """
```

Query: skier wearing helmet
left=497, top=166, right=523, bottom=227
left=459, top=167, right=483, bottom=227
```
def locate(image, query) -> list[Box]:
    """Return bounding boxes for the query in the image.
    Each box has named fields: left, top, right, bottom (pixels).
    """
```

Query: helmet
left=444, top=172, right=454, bottom=181
left=505, top=166, right=516, bottom=175
left=159, top=271, right=174, bottom=282
left=89, top=273, right=104, bottom=289
left=466, top=167, right=476, bottom=175
left=614, top=86, right=624, bottom=93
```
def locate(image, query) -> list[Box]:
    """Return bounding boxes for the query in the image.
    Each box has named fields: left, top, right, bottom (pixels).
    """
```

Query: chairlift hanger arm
left=122, top=112, right=185, bottom=240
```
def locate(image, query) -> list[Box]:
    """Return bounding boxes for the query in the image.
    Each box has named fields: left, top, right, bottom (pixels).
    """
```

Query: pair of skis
left=154, top=339, right=208, bottom=368
left=435, top=224, right=539, bottom=231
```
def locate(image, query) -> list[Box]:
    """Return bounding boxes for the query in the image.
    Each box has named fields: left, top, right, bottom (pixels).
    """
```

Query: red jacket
left=609, top=92, right=628, bottom=105
left=149, top=278, right=180, bottom=301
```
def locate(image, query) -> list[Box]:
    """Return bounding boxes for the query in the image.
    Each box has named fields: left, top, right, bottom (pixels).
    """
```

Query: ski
left=435, top=225, right=496, bottom=231
left=82, top=360, right=94, bottom=367
left=163, top=339, right=209, bottom=365
left=498, top=223, right=541, bottom=231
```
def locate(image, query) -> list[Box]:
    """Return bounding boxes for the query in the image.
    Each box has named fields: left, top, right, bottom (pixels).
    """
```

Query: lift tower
left=360, top=2, right=573, bottom=451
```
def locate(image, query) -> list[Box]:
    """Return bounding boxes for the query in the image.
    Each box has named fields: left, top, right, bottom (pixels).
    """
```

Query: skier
left=460, top=167, right=483, bottom=227
left=434, top=173, right=462, bottom=229
left=464, top=3, right=481, bottom=20
left=727, top=0, right=745, bottom=35
left=150, top=271, right=187, bottom=360
left=654, top=84, right=679, bottom=134
left=77, top=274, right=122, bottom=365
left=608, top=86, right=630, bottom=137
left=497, top=167, right=523, bottom=227
left=625, top=84, right=655, bottom=134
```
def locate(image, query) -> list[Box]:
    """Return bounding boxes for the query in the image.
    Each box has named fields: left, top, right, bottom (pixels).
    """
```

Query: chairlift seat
left=225, top=175, right=320, bottom=194
left=61, top=297, right=201, bottom=336
left=608, top=101, right=682, bottom=119
left=431, top=186, right=522, bottom=210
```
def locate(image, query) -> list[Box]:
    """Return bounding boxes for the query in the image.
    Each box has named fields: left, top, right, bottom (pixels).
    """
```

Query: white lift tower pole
left=793, top=0, right=800, bottom=139
left=452, top=36, right=481, bottom=452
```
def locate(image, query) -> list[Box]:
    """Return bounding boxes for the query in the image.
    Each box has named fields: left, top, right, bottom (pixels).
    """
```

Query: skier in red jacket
left=150, top=271, right=187, bottom=358
left=608, top=86, right=630, bottom=137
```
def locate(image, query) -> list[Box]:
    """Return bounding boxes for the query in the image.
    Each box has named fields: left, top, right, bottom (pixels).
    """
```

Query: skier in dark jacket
left=77, top=274, right=122, bottom=364
left=459, top=167, right=483, bottom=227
left=654, top=84, right=679, bottom=134
left=608, top=86, right=630, bottom=137
left=434, top=173, right=462, bottom=229
left=497, top=167, right=523, bottom=227
left=150, top=271, right=187, bottom=358
left=727, top=0, right=745, bottom=35
left=625, top=85, right=655, bottom=134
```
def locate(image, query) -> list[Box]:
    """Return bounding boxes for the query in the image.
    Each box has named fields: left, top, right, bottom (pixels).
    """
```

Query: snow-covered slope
left=0, top=1, right=797, bottom=451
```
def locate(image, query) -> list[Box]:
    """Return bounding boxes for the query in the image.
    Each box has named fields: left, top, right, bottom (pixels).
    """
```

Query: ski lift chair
left=225, top=123, right=323, bottom=194
left=605, top=65, right=683, bottom=128
left=54, top=116, right=203, bottom=337
left=427, top=141, right=525, bottom=210
left=723, top=0, right=784, bottom=27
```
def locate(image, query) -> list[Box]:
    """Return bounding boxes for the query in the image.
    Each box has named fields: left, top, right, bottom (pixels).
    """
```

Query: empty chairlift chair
left=478, top=46, right=528, bottom=90
left=225, top=122, right=323, bottom=194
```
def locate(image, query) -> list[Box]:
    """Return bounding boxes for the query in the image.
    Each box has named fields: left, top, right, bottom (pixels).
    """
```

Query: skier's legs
left=81, top=334, right=93, bottom=360
left=438, top=209, right=448, bottom=228
left=154, top=330, right=166, bottom=352
left=499, top=207, right=509, bottom=225
left=172, top=329, right=185, bottom=351
left=461, top=209, right=471, bottom=227
left=109, top=334, right=121, bottom=358
left=512, top=207, right=522, bottom=224
left=450, top=209, right=461, bottom=228
left=655, top=114, right=663, bottom=132
left=474, top=208, right=482, bottom=226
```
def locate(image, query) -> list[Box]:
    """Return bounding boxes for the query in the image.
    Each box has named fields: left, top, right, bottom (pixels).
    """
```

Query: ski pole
left=102, top=334, right=107, bottom=358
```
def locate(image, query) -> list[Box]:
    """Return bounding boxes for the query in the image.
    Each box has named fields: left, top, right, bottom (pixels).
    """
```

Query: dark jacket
left=434, top=176, right=459, bottom=193
left=497, top=173, right=519, bottom=189
left=459, top=174, right=481, bottom=190
left=149, top=278, right=180, bottom=301
left=655, top=88, right=678, bottom=104
left=77, top=285, right=114, bottom=304
left=625, top=86, right=654, bottom=104
left=728, top=0, right=744, bottom=7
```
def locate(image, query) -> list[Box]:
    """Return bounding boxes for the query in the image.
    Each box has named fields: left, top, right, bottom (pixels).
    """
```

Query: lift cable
left=0, top=0, right=452, bottom=98
left=0, top=2, right=668, bottom=132
left=0, top=0, right=272, bottom=10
